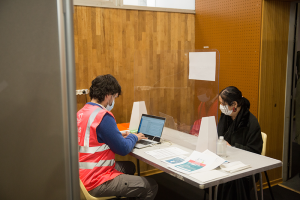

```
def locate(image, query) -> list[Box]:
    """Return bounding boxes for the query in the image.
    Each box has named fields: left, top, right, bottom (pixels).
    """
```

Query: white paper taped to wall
left=189, top=52, right=216, bottom=81
left=129, top=101, right=147, bottom=131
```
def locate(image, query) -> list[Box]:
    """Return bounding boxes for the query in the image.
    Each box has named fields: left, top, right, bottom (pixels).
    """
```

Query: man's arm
left=96, top=113, right=138, bottom=156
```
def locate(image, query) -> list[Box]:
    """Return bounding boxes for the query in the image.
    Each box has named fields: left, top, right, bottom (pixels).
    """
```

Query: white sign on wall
left=189, top=52, right=216, bottom=81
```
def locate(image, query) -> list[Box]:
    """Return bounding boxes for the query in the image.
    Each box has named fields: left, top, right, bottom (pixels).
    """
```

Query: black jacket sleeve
left=234, top=115, right=263, bottom=154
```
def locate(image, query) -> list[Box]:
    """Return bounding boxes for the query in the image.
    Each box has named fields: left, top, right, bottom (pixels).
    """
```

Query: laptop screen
left=138, top=114, right=165, bottom=139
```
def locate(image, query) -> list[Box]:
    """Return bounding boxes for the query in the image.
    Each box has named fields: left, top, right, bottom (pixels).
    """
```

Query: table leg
left=209, top=187, right=212, bottom=200
left=259, top=173, right=263, bottom=200
left=252, top=175, right=258, bottom=200
left=214, top=184, right=219, bottom=200
left=137, top=159, right=140, bottom=176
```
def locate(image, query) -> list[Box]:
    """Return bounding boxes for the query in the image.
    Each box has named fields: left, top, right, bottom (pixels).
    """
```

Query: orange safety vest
left=77, top=104, right=123, bottom=191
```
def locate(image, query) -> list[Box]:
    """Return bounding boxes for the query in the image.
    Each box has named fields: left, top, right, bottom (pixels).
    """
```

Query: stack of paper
left=220, top=161, right=251, bottom=173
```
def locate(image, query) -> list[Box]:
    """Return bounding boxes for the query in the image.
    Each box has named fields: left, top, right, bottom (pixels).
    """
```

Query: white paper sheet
left=198, top=149, right=226, bottom=173
left=190, top=170, right=228, bottom=183
left=189, top=52, right=216, bottom=81
left=144, top=147, right=189, bottom=160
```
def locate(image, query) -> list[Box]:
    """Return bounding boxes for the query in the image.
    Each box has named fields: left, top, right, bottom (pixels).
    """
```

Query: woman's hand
left=226, top=141, right=231, bottom=146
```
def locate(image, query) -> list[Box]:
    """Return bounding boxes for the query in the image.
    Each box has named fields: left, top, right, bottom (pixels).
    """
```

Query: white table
left=130, top=128, right=282, bottom=200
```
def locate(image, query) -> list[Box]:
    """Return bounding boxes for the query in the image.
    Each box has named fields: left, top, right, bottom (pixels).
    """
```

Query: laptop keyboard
left=137, top=140, right=153, bottom=145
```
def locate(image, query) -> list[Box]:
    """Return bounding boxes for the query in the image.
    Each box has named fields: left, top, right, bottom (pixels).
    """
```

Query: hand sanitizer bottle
left=217, top=136, right=225, bottom=157
left=222, top=137, right=227, bottom=157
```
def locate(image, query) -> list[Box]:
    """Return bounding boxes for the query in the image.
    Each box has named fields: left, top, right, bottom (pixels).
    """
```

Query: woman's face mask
left=219, top=104, right=233, bottom=116
left=197, top=93, right=210, bottom=102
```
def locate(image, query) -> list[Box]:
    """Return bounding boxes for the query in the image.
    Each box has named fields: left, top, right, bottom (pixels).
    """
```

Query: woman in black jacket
left=217, top=86, right=263, bottom=200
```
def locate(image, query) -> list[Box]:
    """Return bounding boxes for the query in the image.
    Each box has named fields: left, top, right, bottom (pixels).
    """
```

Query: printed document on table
left=169, top=151, right=217, bottom=174
left=161, top=155, right=188, bottom=165
left=145, top=147, right=189, bottom=160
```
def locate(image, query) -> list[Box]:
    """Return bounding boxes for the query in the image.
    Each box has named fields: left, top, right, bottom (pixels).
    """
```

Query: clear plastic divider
left=134, top=49, right=220, bottom=145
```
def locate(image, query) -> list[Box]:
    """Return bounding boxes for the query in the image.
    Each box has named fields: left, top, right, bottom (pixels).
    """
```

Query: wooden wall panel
left=74, top=6, right=195, bottom=173
left=195, top=0, right=262, bottom=117
left=74, top=6, right=195, bottom=122
left=259, top=0, right=290, bottom=185
left=134, top=50, right=196, bottom=127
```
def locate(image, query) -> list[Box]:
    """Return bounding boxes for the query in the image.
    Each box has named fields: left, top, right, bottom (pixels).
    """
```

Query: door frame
left=283, top=2, right=300, bottom=182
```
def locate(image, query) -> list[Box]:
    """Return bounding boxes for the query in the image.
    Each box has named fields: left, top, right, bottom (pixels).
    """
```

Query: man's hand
left=134, top=133, right=147, bottom=141
left=121, top=131, right=130, bottom=138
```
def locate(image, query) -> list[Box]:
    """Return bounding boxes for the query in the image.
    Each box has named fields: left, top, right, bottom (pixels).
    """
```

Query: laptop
left=134, top=114, right=166, bottom=149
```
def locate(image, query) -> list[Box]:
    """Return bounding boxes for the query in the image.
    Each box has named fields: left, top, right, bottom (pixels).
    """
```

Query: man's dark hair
left=89, top=74, right=122, bottom=103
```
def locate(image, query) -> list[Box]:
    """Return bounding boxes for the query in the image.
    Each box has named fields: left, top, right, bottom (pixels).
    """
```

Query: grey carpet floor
left=148, top=172, right=300, bottom=200
left=280, top=173, right=300, bottom=194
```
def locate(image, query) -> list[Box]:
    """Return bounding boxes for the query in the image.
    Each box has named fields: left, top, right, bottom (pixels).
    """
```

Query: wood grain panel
left=266, top=0, right=294, bottom=2
left=195, top=0, right=262, bottom=117
left=134, top=50, right=195, bottom=126
left=74, top=6, right=195, bottom=173
left=259, top=0, right=290, bottom=184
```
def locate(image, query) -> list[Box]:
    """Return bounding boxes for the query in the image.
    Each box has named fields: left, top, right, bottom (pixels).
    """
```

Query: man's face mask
left=197, top=93, right=210, bottom=102
left=219, top=104, right=232, bottom=116
left=106, top=95, right=115, bottom=111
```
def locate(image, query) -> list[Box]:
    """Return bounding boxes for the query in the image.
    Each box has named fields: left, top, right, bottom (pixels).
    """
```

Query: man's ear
left=104, top=94, right=110, bottom=99
left=103, top=94, right=109, bottom=103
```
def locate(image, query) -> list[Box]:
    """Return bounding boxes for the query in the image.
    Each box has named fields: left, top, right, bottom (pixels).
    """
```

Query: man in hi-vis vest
left=77, top=74, right=158, bottom=199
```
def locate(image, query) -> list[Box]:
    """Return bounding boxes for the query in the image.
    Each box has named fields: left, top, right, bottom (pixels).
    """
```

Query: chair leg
left=252, top=175, right=258, bottom=200
left=264, top=171, right=275, bottom=200
left=136, top=159, right=140, bottom=176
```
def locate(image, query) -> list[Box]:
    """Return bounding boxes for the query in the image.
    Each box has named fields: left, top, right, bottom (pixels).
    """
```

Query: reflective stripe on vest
left=79, top=159, right=115, bottom=169
left=79, top=144, right=110, bottom=154
left=83, top=107, right=102, bottom=148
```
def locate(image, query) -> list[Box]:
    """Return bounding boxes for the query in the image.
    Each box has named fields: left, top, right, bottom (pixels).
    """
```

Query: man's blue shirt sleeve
left=96, top=113, right=138, bottom=156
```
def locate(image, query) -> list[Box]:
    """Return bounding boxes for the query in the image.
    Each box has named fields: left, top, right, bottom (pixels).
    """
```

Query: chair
left=252, top=132, right=275, bottom=200
left=79, top=179, right=117, bottom=200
